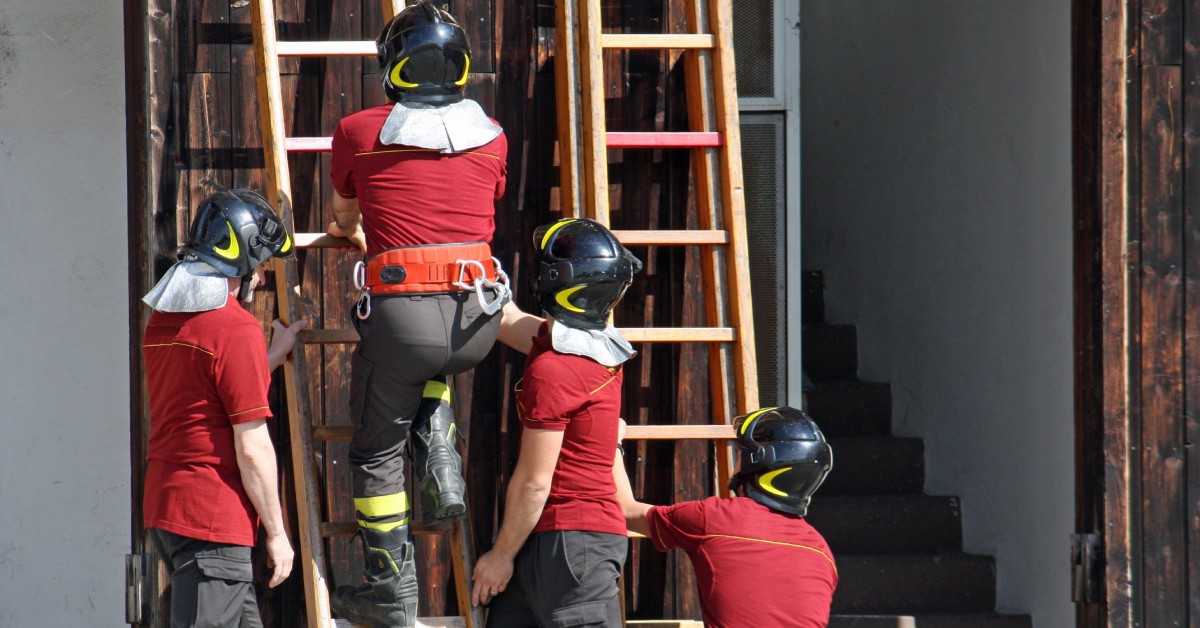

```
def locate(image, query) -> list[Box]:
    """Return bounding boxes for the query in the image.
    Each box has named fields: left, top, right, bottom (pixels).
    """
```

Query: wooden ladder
left=554, top=0, right=757, bottom=490
left=250, top=0, right=482, bottom=626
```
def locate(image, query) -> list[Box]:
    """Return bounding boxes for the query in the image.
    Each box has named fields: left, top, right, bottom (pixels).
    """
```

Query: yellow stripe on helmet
left=213, top=221, right=241, bottom=260
left=738, top=407, right=778, bottom=435
left=758, top=466, right=792, bottom=497
left=555, top=284, right=587, bottom=313
left=390, top=57, right=418, bottom=88
left=280, top=233, right=293, bottom=255
left=539, top=219, right=577, bottom=250
left=455, top=55, right=471, bottom=86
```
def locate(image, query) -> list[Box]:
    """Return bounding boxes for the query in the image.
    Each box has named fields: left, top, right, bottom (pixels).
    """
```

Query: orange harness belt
left=362, top=242, right=498, bottom=294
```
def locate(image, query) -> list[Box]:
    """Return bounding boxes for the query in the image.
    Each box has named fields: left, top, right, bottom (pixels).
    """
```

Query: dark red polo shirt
left=647, top=496, right=838, bottom=627
left=330, top=104, right=508, bottom=256
left=517, top=324, right=627, bottom=536
left=142, top=300, right=273, bottom=546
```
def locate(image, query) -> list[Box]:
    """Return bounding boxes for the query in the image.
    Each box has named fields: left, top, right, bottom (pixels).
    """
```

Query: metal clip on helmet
left=183, top=189, right=295, bottom=279
left=532, top=218, right=643, bottom=330
left=376, top=1, right=471, bottom=105
left=729, top=406, right=833, bottom=517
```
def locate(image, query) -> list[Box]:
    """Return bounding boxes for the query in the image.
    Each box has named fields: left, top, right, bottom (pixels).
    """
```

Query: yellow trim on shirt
left=706, top=533, right=838, bottom=573
left=143, top=342, right=214, bottom=356
left=355, top=147, right=503, bottom=161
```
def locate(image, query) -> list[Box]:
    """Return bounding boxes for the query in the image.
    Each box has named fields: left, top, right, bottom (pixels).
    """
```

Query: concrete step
left=808, top=381, right=892, bottom=437
left=807, top=495, right=962, bottom=554
left=832, top=555, right=996, bottom=615
left=804, top=323, right=859, bottom=381
left=822, top=436, right=924, bottom=495
left=830, top=614, right=1031, bottom=628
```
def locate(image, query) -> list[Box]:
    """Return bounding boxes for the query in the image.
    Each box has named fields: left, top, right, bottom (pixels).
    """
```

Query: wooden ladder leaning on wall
left=250, top=0, right=481, bottom=626
left=554, top=0, right=758, bottom=490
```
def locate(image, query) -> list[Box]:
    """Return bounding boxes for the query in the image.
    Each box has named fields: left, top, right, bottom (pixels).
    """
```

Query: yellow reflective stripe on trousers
left=423, top=379, right=451, bottom=404
left=355, top=493, right=410, bottom=530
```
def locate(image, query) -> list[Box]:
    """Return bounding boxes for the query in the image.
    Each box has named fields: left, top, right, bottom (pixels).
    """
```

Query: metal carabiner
left=356, top=291, right=371, bottom=320
left=454, top=258, right=512, bottom=316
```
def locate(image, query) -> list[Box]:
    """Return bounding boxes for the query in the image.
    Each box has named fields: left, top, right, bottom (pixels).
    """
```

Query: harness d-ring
left=453, top=258, right=512, bottom=316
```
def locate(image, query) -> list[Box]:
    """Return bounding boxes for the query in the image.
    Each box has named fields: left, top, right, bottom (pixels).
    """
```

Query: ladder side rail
left=705, top=0, right=759, bottom=415
left=554, top=0, right=583, bottom=218
left=578, top=0, right=610, bottom=223
left=250, top=0, right=331, bottom=625
left=680, top=0, right=736, bottom=497
left=382, top=0, right=405, bottom=20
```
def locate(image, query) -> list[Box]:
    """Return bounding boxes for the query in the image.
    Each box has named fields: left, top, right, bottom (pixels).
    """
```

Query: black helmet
left=183, top=189, right=294, bottom=279
left=376, top=1, right=471, bottom=104
left=532, top=218, right=643, bottom=330
left=729, top=407, right=832, bottom=517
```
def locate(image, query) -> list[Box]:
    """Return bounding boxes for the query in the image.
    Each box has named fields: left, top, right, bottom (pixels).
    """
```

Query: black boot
left=412, top=383, right=467, bottom=522
left=332, top=526, right=419, bottom=628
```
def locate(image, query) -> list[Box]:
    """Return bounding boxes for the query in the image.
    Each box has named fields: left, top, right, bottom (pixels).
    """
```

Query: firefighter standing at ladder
left=142, top=189, right=304, bottom=627
left=324, top=2, right=510, bottom=626
left=613, top=407, right=839, bottom=627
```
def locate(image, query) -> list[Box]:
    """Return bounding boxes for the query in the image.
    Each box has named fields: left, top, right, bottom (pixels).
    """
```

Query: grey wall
left=801, top=2, right=1073, bottom=626
left=0, top=1, right=130, bottom=626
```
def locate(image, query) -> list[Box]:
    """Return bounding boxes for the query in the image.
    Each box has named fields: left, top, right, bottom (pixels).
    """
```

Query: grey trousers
left=485, top=530, right=627, bottom=628
left=349, top=290, right=500, bottom=499
left=151, top=528, right=262, bottom=628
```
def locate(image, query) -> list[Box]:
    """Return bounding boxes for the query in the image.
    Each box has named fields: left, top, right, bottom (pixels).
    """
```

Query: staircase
left=801, top=271, right=1031, bottom=628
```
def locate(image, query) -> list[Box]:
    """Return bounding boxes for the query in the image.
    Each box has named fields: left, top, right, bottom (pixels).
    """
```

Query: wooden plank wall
left=128, top=0, right=712, bottom=624
left=1078, top=0, right=1200, bottom=625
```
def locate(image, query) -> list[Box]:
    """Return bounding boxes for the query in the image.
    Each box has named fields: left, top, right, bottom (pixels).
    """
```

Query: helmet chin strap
left=238, top=275, right=253, bottom=303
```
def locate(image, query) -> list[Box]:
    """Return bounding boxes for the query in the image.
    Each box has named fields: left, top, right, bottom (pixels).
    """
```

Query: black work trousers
left=151, top=528, right=262, bottom=628
left=349, top=290, right=500, bottom=500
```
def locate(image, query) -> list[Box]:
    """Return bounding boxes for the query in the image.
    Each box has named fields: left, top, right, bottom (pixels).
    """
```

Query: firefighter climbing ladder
left=554, top=0, right=757, bottom=489
left=250, top=0, right=480, bottom=626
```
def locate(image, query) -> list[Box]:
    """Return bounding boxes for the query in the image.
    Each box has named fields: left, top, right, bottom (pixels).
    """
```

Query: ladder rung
left=606, top=132, right=721, bottom=148
left=617, top=327, right=734, bottom=343
left=299, top=329, right=360, bottom=344
left=624, top=424, right=736, bottom=440
left=321, top=521, right=457, bottom=538
left=611, top=230, right=728, bottom=245
left=286, top=136, right=332, bottom=152
left=313, top=425, right=354, bottom=441
left=600, top=33, right=715, bottom=49
left=295, top=232, right=355, bottom=249
left=276, top=40, right=376, bottom=57
left=297, top=229, right=729, bottom=248
left=333, top=617, right=466, bottom=628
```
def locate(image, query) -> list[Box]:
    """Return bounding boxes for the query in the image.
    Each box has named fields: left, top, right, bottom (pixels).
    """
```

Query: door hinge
left=1071, top=532, right=1102, bottom=603
left=125, top=553, right=149, bottom=624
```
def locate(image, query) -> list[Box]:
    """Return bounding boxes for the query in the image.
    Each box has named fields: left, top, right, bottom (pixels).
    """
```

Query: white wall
left=801, top=2, right=1073, bottom=627
left=0, top=2, right=130, bottom=626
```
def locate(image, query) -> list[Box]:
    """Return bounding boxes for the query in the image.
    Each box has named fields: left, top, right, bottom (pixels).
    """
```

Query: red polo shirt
left=517, top=324, right=627, bottom=536
left=142, top=300, right=273, bottom=546
left=330, top=104, right=508, bottom=256
left=647, top=496, right=838, bottom=627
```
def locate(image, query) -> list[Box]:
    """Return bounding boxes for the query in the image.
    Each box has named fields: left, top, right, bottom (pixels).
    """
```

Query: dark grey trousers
left=485, top=530, right=627, bottom=628
left=349, top=290, right=500, bottom=499
left=151, top=528, right=262, bottom=628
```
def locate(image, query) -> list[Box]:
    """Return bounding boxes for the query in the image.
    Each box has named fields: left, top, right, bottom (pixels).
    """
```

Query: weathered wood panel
left=1070, top=0, right=1109, bottom=624
left=1140, top=0, right=1181, bottom=66
left=1182, top=1, right=1200, bottom=622
left=1138, top=62, right=1184, bottom=628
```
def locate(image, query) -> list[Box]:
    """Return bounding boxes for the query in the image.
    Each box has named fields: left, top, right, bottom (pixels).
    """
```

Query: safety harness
left=353, top=241, right=511, bottom=319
